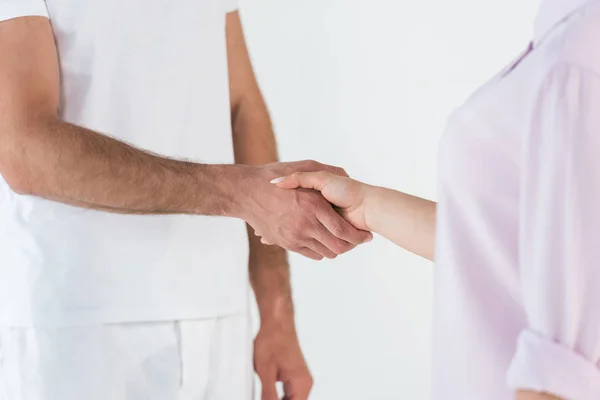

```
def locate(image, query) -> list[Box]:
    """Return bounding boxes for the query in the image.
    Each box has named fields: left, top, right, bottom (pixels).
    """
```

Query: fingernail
left=270, top=177, right=286, bottom=184
left=365, top=233, right=374, bottom=242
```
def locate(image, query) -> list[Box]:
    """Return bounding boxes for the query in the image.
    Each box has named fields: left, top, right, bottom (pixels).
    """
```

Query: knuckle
left=315, top=170, right=328, bottom=180
left=330, top=222, right=347, bottom=237
left=302, top=216, right=317, bottom=227
left=285, top=236, right=301, bottom=249
left=289, top=244, right=305, bottom=253
left=335, top=167, right=348, bottom=176
left=334, top=241, right=353, bottom=255
left=304, top=159, right=318, bottom=169
left=296, top=218, right=312, bottom=232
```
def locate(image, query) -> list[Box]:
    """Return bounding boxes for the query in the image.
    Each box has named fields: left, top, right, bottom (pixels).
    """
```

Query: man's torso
left=0, top=0, right=249, bottom=327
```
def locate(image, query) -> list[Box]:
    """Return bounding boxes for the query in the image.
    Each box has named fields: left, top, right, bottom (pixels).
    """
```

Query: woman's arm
left=364, top=186, right=436, bottom=261
left=274, top=172, right=436, bottom=261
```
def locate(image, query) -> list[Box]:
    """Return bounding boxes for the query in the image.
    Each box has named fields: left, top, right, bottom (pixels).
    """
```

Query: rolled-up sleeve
left=0, top=0, right=49, bottom=22
left=507, top=63, right=600, bottom=399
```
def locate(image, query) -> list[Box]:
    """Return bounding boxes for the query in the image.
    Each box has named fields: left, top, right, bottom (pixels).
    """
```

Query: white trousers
left=0, top=313, right=253, bottom=400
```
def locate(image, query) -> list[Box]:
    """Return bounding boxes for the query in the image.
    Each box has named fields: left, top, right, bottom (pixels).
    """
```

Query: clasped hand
left=240, top=160, right=372, bottom=260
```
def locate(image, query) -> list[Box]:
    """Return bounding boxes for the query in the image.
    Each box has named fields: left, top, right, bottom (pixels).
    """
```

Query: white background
left=241, top=1, right=540, bottom=399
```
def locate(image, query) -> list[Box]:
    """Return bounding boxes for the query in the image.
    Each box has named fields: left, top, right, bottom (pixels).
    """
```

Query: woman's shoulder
left=539, top=2, right=600, bottom=77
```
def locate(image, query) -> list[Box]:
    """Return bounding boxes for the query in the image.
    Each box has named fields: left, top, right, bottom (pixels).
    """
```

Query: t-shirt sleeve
left=0, top=0, right=49, bottom=22
left=506, top=63, right=600, bottom=399
left=222, top=0, right=239, bottom=13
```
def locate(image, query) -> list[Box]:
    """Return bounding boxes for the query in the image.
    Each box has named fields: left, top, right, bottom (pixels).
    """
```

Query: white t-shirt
left=0, top=0, right=249, bottom=326
left=434, top=0, right=600, bottom=398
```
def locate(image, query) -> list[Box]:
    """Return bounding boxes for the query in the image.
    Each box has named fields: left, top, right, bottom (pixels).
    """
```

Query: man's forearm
left=2, top=116, right=246, bottom=216
left=248, top=231, right=295, bottom=326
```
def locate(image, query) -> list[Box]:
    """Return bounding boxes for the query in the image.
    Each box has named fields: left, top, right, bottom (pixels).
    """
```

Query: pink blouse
left=434, top=0, right=600, bottom=398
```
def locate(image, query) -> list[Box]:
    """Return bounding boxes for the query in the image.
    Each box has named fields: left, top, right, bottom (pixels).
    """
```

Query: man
left=0, top=1, right=372, bottom=399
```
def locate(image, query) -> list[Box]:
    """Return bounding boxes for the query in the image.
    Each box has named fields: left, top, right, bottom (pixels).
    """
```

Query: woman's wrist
left=362, top=184, right=384, bottom=233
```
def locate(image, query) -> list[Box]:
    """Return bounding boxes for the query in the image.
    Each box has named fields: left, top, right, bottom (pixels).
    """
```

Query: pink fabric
left=434, top=1, right=600, bottom=398
left=508, top=331, right=600, bottom=399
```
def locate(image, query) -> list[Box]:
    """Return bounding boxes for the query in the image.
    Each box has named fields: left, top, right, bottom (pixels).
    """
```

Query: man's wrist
left=205, top=163, right=256, bottom=218
left=260, top=312, right=297, bottom=334
left=255, top=291, right=297, bottom=332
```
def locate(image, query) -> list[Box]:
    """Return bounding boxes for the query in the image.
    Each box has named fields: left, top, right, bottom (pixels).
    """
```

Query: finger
left=300, top=160, right=348, bottom=177
left=283, top=376, right=314, bottom=400
left=261, top=381, right=279, bottom=400
left=295, top=247, right=324, bottom=261
left=304, top=238, right=338, bottom=259
left=257, top=371, right=278, bottom=400
left=272, top=171, right=333, bottom=191
left=313, top=222, right=355, bottom=256
left=316, top=163, right=349, bottom=177
left=317, top=206, right=373, bottom=245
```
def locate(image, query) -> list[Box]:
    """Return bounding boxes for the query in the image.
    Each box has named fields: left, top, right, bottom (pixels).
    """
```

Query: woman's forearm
left=364, top=186, right=437, bottom=261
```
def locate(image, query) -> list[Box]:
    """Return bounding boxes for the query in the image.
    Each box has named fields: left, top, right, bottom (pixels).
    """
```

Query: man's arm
left=0, top=17, right=241, bottom=215
left=226, top=10, right=293, bottom=324
left=226, top=11, right=313, bottom=400
left=0, top=16, right=370, bottom=259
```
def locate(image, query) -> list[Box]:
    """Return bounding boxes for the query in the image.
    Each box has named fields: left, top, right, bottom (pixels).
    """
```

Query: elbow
left=0, top=155, right=36, bottom=197
left=0, top=125, right=38, bottom=196
left=2, top=168, right=34, bottom=196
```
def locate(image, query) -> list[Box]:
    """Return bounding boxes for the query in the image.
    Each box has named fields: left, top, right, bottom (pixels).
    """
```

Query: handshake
left=233, top=160, right=374, bottom=260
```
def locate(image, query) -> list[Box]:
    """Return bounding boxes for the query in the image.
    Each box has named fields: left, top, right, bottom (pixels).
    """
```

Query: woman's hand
left=275, top=171, right=438, bottom=261
left=272, top=172, right=372, bottom=232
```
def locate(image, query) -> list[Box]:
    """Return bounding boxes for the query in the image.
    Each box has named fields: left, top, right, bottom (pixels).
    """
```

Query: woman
left=270, top=0, right=600, bottom=399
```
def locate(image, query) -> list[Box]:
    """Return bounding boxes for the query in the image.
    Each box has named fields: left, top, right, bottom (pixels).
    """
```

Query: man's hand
left=236, top=160, right=373, bottom=260
left=254, top=323, right=313, bottom=400
left=273, top=171, right=371, bottom=231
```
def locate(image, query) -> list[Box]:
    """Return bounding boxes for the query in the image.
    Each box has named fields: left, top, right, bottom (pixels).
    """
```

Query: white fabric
left=0, top=0, right=48, bottom=21
left=0, top=313, right=253, bottom=400
left=223, top=0, right=239, bottom=13
left=0, top=0, right=249, bottom=326
left=434, top=0, right=600, bottom=398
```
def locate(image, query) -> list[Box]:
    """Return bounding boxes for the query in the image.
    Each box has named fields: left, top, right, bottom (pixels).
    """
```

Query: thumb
left=271, top=171, right=332, bottom=191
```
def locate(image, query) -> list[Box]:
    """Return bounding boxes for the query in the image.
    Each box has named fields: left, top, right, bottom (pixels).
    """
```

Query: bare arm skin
left=0, top=17, right=241, bottom=216
left=364, top=186, right=436, bottom=261
left=516, top=392, right=561, bottom=400
left=0, top=16, right=371, bottom=259
left=226, top=11, right=312, bottom=400
left=275, top=172, right=436, bottom=261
